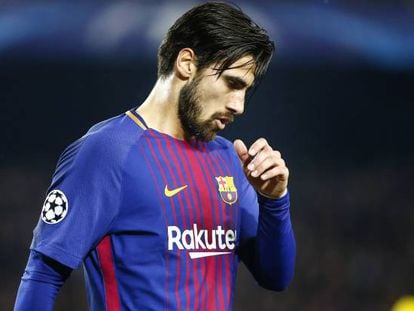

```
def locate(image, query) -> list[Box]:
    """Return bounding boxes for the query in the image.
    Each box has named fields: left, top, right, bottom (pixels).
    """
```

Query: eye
left=226, top=78, right=244, bottom=90
left=226, top=79, right=236, bottom=89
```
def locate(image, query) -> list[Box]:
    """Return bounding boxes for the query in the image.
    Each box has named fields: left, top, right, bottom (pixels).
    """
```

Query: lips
left=211, top=112, right=234, bottom=130
left=220, top=117, right=229, bottom=124
left=215, top=116, right=233, bottom=130
left=214, top=119, right=224, bottom=130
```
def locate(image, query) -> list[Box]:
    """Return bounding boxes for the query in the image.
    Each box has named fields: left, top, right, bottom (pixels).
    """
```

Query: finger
left=248, top=138, right=269, bottom=157
left=251, top=156, right=285, bottom=178
left=260, top=166, right=289, bottom=181
left=233, top=139, right=250, bottom=165
left=248, top=150, right=282, bottom=172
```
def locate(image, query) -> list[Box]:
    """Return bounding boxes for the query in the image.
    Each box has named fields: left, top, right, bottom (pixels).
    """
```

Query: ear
left=175, top=48, right=197, bottom=80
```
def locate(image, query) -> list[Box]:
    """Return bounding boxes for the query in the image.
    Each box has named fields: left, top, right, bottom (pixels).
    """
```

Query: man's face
left=178, top=55, right=256, bottom=141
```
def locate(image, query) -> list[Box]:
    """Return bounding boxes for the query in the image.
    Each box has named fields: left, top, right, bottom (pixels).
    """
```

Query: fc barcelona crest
left=215, top=176, right=238, bottom=205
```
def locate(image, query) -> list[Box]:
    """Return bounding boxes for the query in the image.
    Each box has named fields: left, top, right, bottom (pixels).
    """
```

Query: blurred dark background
left=1, top=1, right=413, bottom=310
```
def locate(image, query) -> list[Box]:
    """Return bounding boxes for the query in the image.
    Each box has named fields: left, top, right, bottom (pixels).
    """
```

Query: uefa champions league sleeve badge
left=41, top=189, right=69, bottom=224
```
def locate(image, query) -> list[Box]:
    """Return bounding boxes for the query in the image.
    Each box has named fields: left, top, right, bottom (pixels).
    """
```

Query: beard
left=178, top=75, right=222, bottom=142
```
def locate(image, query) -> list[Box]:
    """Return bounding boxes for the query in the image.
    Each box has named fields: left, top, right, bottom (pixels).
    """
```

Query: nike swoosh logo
left=164, top=184, right=188, bottom=197
left=189, top=252, right=231, bottom=259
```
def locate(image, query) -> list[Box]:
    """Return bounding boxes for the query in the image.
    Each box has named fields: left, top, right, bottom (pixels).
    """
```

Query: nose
left=226, top=91, right=245, bottom=115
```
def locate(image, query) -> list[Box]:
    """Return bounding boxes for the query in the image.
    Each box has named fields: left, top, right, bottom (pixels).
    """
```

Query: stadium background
left=1, top=1, right=413, bottom=310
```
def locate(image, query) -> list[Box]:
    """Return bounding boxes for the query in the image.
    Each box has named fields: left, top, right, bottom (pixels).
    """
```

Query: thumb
left=233, top=139, right=250, bottom=165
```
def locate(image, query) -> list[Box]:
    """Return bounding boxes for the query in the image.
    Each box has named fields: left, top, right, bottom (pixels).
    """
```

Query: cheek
left=199, top=87, right=228, bottom=110
left=199, top=97, right=222, bottom=120
left=195, top=77, right=230, bottom=117
left=198, top=82, right=221, bottom=101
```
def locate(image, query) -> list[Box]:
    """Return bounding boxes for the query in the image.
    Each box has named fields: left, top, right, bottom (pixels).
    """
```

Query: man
left=15, top=2, right=295, bottom=310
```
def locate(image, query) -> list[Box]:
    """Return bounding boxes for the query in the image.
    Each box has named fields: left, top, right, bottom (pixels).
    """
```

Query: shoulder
left=55, top=112, right=144, bottom=173
left=85, top=112, right=145, bottom=148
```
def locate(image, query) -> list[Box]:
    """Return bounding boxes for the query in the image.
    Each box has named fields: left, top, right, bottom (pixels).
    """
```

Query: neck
left=136, top=75, right=186, bottom=140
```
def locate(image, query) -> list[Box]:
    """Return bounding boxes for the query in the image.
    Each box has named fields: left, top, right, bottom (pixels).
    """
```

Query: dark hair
left=157, top=1, right=275, bottom=81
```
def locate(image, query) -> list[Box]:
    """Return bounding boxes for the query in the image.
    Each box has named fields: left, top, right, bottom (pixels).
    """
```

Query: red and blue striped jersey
left=31, top=108, right=295, bottom=310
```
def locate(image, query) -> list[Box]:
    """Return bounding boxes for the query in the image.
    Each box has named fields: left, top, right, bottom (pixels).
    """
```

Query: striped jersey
left=31, top=108, right=295, bottom=310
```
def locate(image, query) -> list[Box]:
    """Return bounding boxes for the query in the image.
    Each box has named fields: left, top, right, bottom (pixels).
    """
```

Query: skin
left=137, top=48, right=289, bottom=199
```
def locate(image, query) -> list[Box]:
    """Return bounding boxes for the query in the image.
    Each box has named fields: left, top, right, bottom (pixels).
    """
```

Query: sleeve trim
left=31, top=244, right=83, bottom=270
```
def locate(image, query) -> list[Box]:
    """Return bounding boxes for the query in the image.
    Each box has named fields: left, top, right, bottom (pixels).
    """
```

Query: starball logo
left=168, top=224, right=237, bottom=259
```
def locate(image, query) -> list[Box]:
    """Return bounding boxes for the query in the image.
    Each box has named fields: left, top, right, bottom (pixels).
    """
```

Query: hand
left=234, top=138, right=289, bottom=199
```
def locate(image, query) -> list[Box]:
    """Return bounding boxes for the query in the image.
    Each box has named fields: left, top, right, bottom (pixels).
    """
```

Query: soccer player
left=14, top=2, right=296, bottom=310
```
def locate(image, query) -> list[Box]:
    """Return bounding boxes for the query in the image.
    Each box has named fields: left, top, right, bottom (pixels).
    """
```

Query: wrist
left=258, top=188, right=288, bottom=200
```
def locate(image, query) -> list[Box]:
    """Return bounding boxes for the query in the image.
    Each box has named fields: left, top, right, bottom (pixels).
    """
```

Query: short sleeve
left=31, top=130, right=124, bottom=269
